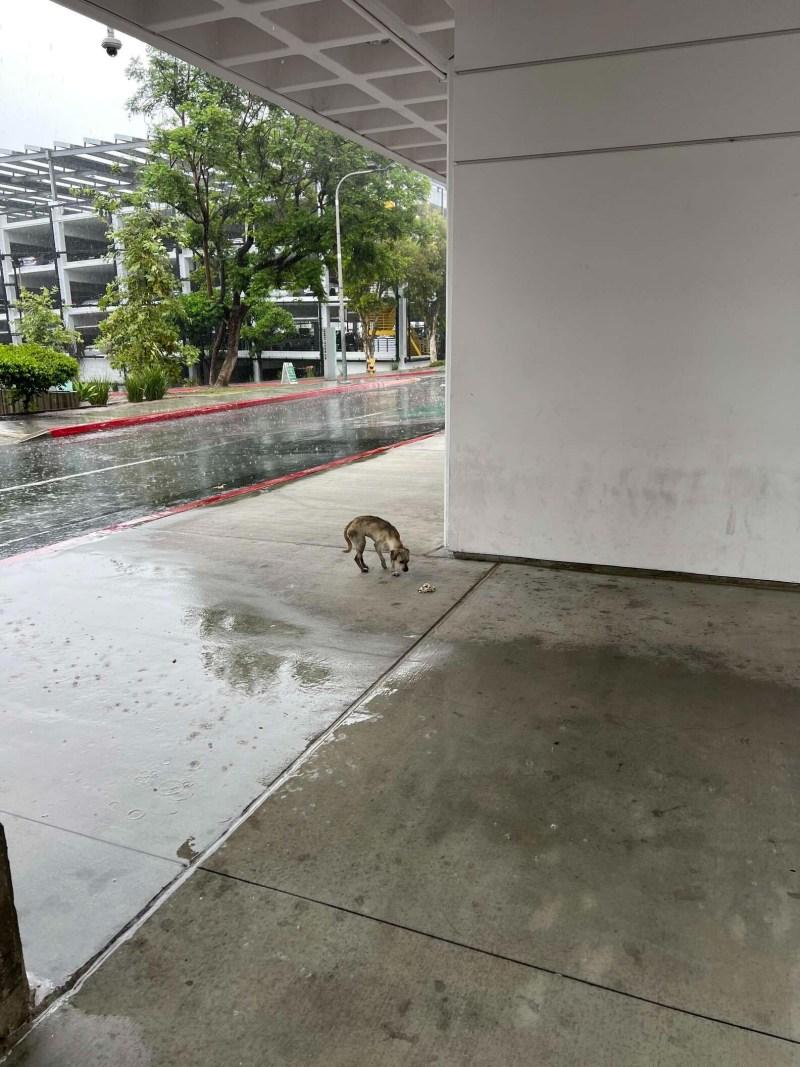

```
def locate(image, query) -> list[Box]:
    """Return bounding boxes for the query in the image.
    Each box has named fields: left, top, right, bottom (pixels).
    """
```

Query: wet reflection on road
left=0, top=376, right=444, bottom=557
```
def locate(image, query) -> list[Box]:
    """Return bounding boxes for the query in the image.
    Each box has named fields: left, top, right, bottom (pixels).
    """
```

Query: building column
left=321, top=264, right=337, bottom=379
left=177, top=245, right=192, bottom=295
left=0, top=216, right=20, bottom=344
left=397, top=285, right=408, bottom=367
left=0, top=823, right=28, bottom=1045
left=449, top=1, right=800, bottom=582
left=110, top=212, right=127, bottom=279
left=50, top=205, right=73, bottom=333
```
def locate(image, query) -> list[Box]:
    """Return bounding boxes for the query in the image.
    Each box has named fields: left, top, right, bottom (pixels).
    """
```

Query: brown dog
left=343, top=515, right=410, bottom=576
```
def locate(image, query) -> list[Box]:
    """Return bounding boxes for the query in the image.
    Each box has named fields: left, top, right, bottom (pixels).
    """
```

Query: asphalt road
left=0, top=374, right=444, bottom=559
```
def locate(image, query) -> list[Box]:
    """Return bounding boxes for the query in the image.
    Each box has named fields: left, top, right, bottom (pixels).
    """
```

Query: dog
left=343, top=515, right=410, bottom=576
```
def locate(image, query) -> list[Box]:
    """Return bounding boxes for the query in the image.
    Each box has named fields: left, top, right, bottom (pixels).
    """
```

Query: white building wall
left=448, top=0, right=800, bottom=582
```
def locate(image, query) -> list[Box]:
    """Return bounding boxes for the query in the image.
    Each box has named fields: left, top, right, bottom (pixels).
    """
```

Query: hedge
left=0, top=344, right=79, bottom=411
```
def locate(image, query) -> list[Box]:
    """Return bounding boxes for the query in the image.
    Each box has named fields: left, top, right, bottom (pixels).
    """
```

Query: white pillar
left=397, top=285, right=408, bottom=368
left=177, top=246, right=192, bottom=294
left=110, top=212, right=127, bottom=278
left=50, top=205, right=73, bottom=333
left=321, top=263, right=338, bottom=379
left=450, top=1, right=800, bottom=582
left=0, top=215, right=19, bottom=343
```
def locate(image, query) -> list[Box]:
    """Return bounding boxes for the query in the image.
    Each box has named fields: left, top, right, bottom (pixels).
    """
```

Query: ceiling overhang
left=51, top=0, right=452, bottom=182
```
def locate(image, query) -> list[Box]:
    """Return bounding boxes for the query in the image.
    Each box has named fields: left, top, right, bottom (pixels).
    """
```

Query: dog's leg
left=375, top=543, right=388, bottom=570
left=353, top=534, right=368, bottom=573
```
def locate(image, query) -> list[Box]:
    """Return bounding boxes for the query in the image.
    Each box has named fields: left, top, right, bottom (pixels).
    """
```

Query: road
left=0, top=374, right=444, bottom=559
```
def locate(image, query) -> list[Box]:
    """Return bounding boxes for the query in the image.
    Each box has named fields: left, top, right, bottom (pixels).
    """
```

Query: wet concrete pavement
left=12, top=871, right=798, bottom=1067
left=0, top=374, right=444, bottom=558
left=0, top=434, right=490, bottom=994
left=5, top=433, right=800, bottom=1064
left=0, top=367, right=433, bottom=445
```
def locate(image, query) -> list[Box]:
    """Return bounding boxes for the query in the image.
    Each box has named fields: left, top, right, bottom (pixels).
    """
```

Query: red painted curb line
left=1, top=431, right=442, bottom=565
left=48, top=370, right=440, bottom=440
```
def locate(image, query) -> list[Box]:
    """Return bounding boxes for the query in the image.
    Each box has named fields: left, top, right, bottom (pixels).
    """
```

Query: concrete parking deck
left=4, top=433, right=800, bottom=1064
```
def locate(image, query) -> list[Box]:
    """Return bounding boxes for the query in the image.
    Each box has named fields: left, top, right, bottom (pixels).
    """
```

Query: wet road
left=0, top=375, right=444, bottom=558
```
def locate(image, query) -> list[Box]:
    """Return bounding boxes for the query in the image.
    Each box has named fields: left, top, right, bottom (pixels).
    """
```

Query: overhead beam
left=49, top=0, right=447, bottom=183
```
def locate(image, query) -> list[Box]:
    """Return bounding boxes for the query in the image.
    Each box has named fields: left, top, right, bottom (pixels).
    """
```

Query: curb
left=1, top=431, right=442, bottom=565
left=47, top=370, right=441, bottom=441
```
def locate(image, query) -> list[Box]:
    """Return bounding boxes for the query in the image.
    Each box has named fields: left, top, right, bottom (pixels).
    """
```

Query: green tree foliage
left=338, top=180, right=428, bottom=359
left=174, top=291, right=223, bottom=347
left=404, top=209, right=447, bottom=360
left=240, top=301, right=295, bottom=354
left=171, top=290, right=224, bottom=380
left=342, top=233, right=408, bottom=360
left=0, top=343, right=78, bottom=410
left=126, top=50, right=430, bottom=384
left=17, top=287, right=79, bottom=351
left=96, top=198, right=198, bottom=377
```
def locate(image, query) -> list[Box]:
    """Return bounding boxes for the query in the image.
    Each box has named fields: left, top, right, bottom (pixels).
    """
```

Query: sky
left=0, top=0, right=147, bottom=151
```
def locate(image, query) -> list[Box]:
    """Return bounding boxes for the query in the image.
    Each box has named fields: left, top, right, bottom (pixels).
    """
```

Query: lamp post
left=334, top=165, right=384, bottom=379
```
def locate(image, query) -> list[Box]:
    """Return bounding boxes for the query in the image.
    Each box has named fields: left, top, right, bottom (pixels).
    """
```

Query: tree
left=17, top=287, right=78, bottom=351
left=240, top=300, right=295, bottom=354
left=405, top=209, right=447, bottom=360
left=0, top=344, right=78, bottom=411
left=172, top=290, right=224, bottom=380
left=96, top=198, right=198, bottom=378
left=337, top=173, right=428, bottom=360
left=343, top=238, right=404, bottom=361
left=126, top=50, right=431, bottom=385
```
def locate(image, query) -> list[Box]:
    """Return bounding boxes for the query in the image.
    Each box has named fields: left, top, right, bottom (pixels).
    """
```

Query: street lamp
left=334, top=164, right=386, bottom=379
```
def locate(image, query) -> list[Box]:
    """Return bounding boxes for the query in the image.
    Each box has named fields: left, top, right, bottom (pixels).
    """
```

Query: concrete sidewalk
left=1, top=433, right=479, bottom=996
left=4, top=434, right=800, bottom=1064
left=0, top=366, right=433, bottom=444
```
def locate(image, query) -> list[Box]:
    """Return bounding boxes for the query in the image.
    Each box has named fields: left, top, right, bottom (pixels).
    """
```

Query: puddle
left=201, top=645, right=283, bottom=695
left=185, top=604, right=306, bottom=639
left=292, top=659, right=332, bottom=689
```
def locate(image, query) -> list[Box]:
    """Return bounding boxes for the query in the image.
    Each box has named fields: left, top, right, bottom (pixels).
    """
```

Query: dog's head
left=397, top=546, right=410, bottom=572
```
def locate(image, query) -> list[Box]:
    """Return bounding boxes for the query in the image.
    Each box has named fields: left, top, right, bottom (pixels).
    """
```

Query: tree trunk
left=214, top=302, right=246, bottom=387
left=427, top=314, right=438, bottom=361
left=362, top=317, right=376, bottom=358
left=202, top=235, right=213, bottom=298
left=207, top=318, right=227, bottom=385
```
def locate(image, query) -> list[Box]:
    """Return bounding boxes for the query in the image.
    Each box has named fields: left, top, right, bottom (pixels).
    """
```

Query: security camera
left=101, top=27, right=122, bottom=57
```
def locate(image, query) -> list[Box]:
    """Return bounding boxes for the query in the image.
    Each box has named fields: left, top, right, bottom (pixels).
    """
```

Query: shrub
left=18, top=287, right=79, bottom=351
left=142, top=366, right=168, bottom=401
left=125, top=374, right=145, bottom=403
left=0, top=344, right=79, bottom=410
left=73, top=378, right=111, bottom=406
left=126, top=366, right=167, bottom=403
left=87, top=378, right=111, bottom=406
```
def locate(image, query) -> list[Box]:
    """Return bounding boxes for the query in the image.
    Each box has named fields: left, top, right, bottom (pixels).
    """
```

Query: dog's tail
left=342, top=526, right=353, bottom=553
